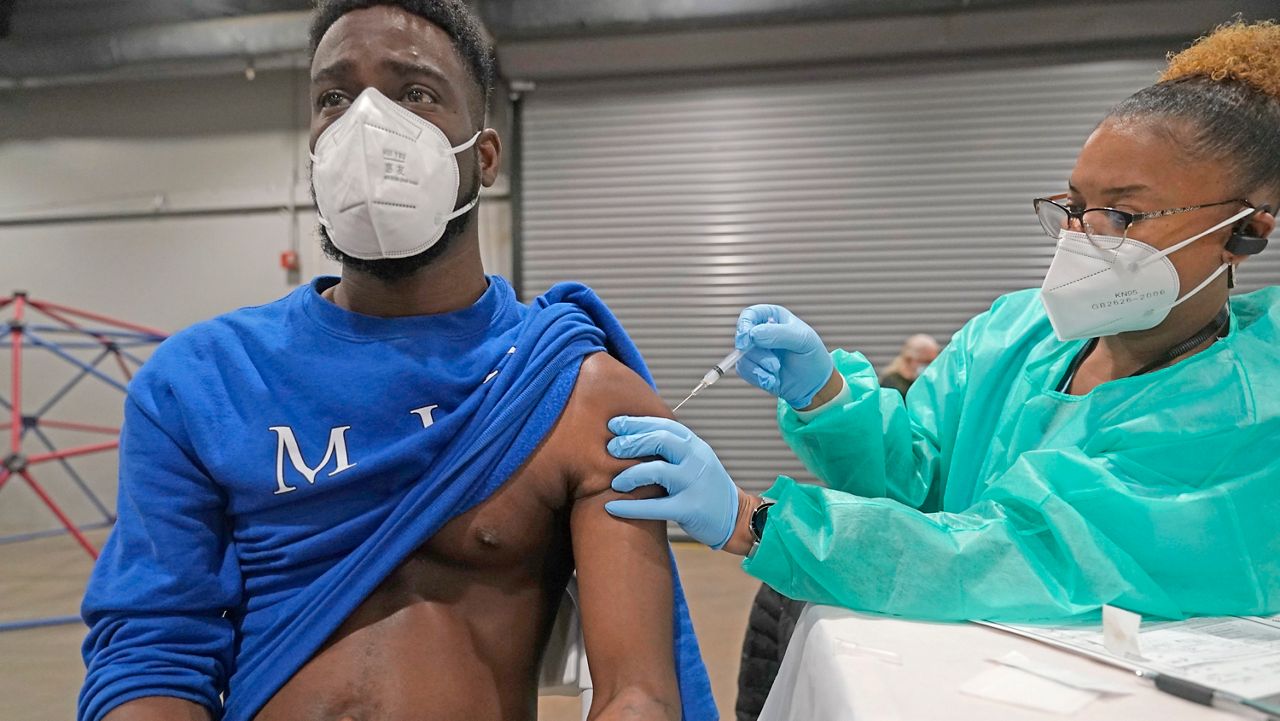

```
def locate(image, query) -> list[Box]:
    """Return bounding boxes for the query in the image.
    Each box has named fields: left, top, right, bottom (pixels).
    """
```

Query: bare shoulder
left=550, top=352, right=672, bottom=501
left=575, top=352, right=671, bottom=418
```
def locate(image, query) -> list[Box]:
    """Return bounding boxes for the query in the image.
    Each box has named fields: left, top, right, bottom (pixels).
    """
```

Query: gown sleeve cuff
left=792, top=374, right=852, bottom=422
left=741, top=477, right=797, bottom=578
left=779, top=351, right=874, bottom=431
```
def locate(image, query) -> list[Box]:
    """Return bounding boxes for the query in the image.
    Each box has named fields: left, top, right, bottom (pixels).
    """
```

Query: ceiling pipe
left=0, top=11, right=311, bottom=86
left=7, top=0, right=311, bottom=39
left=478, top=0, right=1049, bottom=40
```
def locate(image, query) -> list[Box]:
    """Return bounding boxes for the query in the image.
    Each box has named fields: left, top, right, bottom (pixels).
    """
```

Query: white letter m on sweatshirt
left=270, top=425, right=357, bottom=495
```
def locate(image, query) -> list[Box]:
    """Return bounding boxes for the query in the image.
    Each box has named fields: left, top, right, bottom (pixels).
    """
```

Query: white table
left=758, top=604, right=1241, bottom=721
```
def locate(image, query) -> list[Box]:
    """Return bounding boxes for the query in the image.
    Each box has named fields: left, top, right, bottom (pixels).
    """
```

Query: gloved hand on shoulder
left=604, top=416, right=740, bottom=550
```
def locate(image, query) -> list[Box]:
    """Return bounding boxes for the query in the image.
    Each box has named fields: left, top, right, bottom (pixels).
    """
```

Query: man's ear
left=478, top=128, right=502, bottom=187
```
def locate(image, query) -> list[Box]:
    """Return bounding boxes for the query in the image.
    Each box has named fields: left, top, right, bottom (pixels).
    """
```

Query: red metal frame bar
left=17, top=469, right=98, bottom=558
left=26, top=441, right=119, bottom=466
left=33, top=419, right=121, bottom=435
left=112, top=349, right=134, bottom=381
left=27, top=300, right=120, bottom=353
left=28, top=299, right=167, bottom=339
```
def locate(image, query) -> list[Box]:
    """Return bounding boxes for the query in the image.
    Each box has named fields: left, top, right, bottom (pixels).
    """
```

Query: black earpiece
left=1225, top=204, right=1271, bottom=256
left=1225, top=231, right=1269, bottom=255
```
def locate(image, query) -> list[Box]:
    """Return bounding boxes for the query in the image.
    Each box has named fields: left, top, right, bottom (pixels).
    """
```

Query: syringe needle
left=672, top=383, right=704, bottom=412
left=674, top=348, right=747, bottom=412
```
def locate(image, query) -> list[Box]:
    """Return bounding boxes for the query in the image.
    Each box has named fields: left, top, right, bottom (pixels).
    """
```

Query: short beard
left=314, top=175, right=481, bottom=283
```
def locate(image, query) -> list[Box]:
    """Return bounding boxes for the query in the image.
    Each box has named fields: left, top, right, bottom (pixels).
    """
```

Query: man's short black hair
left=310, top=0, right=496, bottom=120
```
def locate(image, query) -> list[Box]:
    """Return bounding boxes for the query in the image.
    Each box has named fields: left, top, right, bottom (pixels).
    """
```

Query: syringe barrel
left=702, top=347, right=747, bottom=386
left=719, top=347, right=747, bottom=372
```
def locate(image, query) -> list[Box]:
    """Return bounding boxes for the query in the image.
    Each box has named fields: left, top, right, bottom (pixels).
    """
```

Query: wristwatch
left=749, top=501, right=775, bottom=543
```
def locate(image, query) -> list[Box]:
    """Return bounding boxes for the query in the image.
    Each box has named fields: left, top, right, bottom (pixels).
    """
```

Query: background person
left=877, top=333, right=940, bottom=397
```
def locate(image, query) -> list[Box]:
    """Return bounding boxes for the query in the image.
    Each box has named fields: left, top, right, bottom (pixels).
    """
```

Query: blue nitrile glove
left=604, top=416, right=740, bottom=550
left=734, top=304, right=834, bottom=408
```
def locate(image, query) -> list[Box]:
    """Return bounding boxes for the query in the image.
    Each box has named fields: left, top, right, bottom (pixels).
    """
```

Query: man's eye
left=403, top=87, right=435, bottom=104
left=319, top=91, right=349, bottom=109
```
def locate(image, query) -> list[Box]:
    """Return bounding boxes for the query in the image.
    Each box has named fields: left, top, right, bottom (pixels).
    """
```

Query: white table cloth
left=758, top=604, right=1240, bottom=721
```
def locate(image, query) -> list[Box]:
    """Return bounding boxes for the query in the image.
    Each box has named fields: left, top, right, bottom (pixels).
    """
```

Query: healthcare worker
left=605, top=20, right=1280, bottom=622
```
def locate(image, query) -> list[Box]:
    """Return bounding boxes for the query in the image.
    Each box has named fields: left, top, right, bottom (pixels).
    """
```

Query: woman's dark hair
left=1108, top=20, right=1280, bottom=207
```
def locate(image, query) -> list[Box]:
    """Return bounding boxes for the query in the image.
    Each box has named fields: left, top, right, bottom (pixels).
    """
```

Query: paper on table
left=1138, top=618, right=1280, bottom=699
left=1103, top=605, right=1144, bottom=661
left=960, top=665, right=1099, bottom=715
left=988, top=614, right=1280, bottom=700
left=992, top=651, right=1133, bottom=696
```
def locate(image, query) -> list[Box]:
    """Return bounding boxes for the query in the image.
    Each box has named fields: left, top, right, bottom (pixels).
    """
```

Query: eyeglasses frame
left=1032, top=192, right=1254, bottom=241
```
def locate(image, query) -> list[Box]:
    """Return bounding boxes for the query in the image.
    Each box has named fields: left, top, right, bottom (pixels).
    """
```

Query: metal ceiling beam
left=8, top=0, right=311, bottom=39
left=4, top=0, right=1268, bottom=87
left=479, top=0, right=1054, bottom=40
left=496, top=0, right=1276, bottom=81
left=0, top=11, right=311, bottom=86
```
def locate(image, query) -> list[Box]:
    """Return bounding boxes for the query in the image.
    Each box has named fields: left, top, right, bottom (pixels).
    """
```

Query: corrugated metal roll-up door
left=521, top=58, right=1280, bottom=499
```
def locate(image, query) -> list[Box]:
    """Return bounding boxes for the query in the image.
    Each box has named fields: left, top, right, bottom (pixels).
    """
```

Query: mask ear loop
left=1136, top=206, right=1256, bottom=308
left=442, top=130, right=484, bottom=222
left=1137, top=206, right=1259, bottom=268
left=451, top=131, right=481, bottom=155
left=1170, top=262, right=1230, bottom=308
left=1226, top=201, right=1276, bottom=287
left=444, top=194, right=480, bottom=222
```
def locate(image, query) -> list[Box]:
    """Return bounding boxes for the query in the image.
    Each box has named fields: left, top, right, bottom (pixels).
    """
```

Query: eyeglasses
left=1032, top=193, right=1251, bottom=250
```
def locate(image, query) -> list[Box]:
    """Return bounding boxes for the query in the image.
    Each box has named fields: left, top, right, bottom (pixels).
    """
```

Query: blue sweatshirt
left=80, top=275, right=716, bottom=721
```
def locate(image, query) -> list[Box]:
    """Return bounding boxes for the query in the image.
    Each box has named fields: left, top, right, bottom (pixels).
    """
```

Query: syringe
left=673, top=348, right=747, bottom=412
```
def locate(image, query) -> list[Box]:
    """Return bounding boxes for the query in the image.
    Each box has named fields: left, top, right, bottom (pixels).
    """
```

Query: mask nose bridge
left=1057, top=229, right=1121, bottom=263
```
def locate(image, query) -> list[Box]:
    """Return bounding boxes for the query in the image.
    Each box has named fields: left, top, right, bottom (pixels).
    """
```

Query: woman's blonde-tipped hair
left=1162, top=19, right=1280, bottom=101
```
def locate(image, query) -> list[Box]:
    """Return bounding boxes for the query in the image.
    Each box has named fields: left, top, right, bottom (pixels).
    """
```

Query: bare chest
left=392, top=441, right=576, bottom=585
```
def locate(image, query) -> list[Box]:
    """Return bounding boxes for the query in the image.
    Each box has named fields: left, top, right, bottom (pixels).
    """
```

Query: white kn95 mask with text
left=311, top=87, right=480, bottom=260
left=1040, top=206, right=1255, bottom=341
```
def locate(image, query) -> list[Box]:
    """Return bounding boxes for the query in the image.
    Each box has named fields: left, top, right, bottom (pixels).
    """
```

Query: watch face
left=751, top=502, right=772, bottom=542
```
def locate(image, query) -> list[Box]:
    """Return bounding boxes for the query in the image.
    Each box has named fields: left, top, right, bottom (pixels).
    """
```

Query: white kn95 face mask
left=311, top=87, right=481, bottom=260
left=1040, top=206, right=1255, bottom=341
